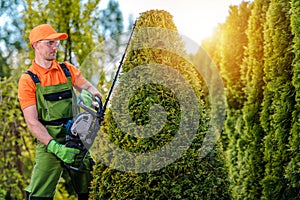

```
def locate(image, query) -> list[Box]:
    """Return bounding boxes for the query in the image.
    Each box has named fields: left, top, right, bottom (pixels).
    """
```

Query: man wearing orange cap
left=18, top=24, right=102, bottom=200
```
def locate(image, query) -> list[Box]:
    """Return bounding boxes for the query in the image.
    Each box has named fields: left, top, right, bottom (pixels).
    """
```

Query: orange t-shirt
left=18, top=60, right=87, bottom=110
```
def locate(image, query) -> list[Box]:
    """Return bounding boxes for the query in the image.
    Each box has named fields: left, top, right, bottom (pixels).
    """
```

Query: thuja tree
left=260, top=0, right=295, bottom=199
left=238, top=0, right=270, bottom=199
left=219, top=2, right=251, bottom=197
left=90, top=10, right=230, bottom=199
left=285, top=0, right=300, bottom=197
left=193, top=25, right=224, bottom=110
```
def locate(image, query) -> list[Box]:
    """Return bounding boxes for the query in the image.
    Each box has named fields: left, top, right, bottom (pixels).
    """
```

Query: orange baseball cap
left=29, top=24, right=68, bottom=45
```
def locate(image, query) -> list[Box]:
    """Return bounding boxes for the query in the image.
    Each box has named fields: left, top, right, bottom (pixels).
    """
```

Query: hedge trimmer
left=65, top=21, right=136, bottom=172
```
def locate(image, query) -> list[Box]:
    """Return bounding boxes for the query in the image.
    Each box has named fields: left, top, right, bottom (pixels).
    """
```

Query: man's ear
left=32, top=42, right=38, bottom=49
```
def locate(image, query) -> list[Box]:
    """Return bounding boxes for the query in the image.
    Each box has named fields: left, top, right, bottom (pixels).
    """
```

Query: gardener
left=18, top=24, right=102, bottom=200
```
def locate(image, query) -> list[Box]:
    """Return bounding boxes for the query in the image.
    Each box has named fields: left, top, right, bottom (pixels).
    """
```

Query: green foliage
left=197, top=0, right=300, bottom=199
left=0, top=0, right=26, bottom=78
left=90, top=9, right=230, bottom=199
left=218, top=2, right=252, bottom=199
left=238, top=0, right=270, bottom=199
left=200, top=26, right=230, bottom=154
left=54, top=174, right=77, bottom=200
left=0, top=77, right=35, bottom=200
left=91, top=144, right=229, bottom=200
left=220, top=2, right=251, bottom=110
left=260, top=0, right=295, bottom=199
left=285, top=0, right=300, bottom=198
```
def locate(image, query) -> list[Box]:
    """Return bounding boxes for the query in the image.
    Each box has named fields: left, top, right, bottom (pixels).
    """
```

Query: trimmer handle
left=95, top=96, right=102, bottom=110
left=95, top=96, right=105, bottom=124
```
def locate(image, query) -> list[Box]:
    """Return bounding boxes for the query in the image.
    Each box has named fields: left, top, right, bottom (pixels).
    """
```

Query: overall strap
left=25, top=70, right=40, bottom=83
left=59, top=62, right=71, bottom=78
left=25, top=62, right=72, bottom=84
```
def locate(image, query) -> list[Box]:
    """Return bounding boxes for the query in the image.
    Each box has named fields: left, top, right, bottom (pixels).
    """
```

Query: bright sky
left=100, top=0, right=249, bottom=45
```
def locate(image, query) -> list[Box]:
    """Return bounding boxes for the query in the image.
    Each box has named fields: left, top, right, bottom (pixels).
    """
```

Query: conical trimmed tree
left=90, top=10, right=230, bottom=199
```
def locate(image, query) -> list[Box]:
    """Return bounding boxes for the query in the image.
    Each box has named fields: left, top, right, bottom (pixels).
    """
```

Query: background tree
left=0, top=77, right=34, bottom=200
left=283, top=0, right=300, bottom=198
left=238, top=0, right=269, bottom=199
left=193, top=26, right=222, bottom=106
left=218, top=2, right=251, bottom=197
left=75, top=0, right=124, bottom=95
left=99, top=0, right=123, bottom=39
left=260, top=0, right=295, bottom=198
left=0, top=0, right=26, bottom=78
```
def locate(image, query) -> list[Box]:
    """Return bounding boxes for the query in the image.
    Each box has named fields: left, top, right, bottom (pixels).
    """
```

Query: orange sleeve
left=64, top=62, right=87, bottom=88
left=18, top=73, right=37, bottom=110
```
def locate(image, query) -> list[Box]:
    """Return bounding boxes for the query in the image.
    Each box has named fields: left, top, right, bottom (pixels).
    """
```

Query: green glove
left=78, top=89, right=93, bottom=107
left=46, top=139, right=80, bottom=164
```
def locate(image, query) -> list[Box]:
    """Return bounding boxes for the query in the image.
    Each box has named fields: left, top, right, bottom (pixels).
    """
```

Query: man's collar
left=32, top=60, right=59, bottom=74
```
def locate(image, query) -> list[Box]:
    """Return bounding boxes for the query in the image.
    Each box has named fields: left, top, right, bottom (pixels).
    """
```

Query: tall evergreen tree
left=220, top=2, right=251, bottom=111
left=285, top=0, right=300, bottom=198
left=260, top=0, right=295, bottom=199
left=90, top=9, right=230, bottom=200
left=239, top=0, right=270, bottom=199
left=201, top=26, right=223, bottom=72
left=195, top=25, right=223, bottom=106
left=218, top=2, right=251, bottom=197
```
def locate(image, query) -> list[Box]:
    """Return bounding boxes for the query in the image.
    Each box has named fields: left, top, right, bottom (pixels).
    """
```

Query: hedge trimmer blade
left=65, top=21, right=137, bottom=172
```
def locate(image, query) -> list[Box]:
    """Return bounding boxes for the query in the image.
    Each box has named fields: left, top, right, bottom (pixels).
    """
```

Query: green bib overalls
left=25, top=63, right=93, bottom=199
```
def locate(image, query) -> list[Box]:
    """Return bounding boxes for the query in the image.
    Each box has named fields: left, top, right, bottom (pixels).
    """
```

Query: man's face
left=34, top=40, right=60, bottom=61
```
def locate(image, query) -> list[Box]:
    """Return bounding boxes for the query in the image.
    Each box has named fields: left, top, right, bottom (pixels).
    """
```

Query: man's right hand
left=78, top=89, right=93, bottom=107
left=46, top=139, right=80, bottom=163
